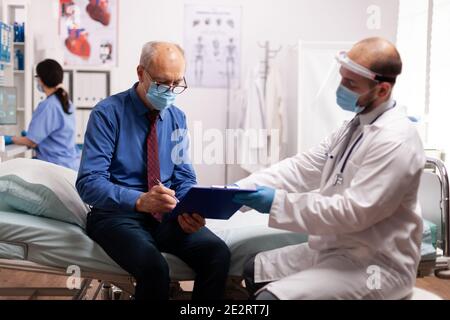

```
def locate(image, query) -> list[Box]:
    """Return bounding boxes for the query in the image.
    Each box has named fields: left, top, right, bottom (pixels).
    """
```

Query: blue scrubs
left=27, top=94, right=79, bottom=171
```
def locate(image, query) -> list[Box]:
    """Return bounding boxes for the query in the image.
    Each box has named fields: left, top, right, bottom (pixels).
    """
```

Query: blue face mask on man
left=146, top=83, right=177, bottom=111
left=336, top=84, right=378, bottom=114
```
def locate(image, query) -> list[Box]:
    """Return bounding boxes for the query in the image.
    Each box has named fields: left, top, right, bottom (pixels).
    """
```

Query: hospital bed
left=0, top=204, right=307, bottom=300
left=0, top=157, right=449, bottom=300
left=417, top=157, right=450, bottom=280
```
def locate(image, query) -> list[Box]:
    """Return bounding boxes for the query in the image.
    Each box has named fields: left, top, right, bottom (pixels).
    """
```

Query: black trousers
left=243, top=254, right=271, bottom=299
left=87, top=210, right=231, bottom=300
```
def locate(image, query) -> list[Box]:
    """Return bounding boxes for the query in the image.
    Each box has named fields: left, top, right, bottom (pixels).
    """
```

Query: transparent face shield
left=308, top=50, right=389, bottom=109
left=301, top=49, right=355, bottom=153
left=299, top=50, right=398, bottom=153
left=335, top=51, right=396, bottom=83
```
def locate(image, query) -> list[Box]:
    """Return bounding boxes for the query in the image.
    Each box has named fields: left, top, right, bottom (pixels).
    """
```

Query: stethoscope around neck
left=331, top=102, right=396, bottom=186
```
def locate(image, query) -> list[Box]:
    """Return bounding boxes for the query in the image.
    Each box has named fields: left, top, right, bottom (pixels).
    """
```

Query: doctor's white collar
left=359, top=98, right=395, bottom=126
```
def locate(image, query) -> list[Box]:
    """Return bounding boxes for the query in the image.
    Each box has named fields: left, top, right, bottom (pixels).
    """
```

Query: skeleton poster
left=59, top=0, right=118, bottom=66
left=184, top=5, right=241, bottom=88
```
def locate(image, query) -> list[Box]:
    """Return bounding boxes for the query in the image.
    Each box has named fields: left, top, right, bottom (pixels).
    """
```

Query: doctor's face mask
left=336, top=83, right=379, bottom=114
left=335, top=51, right=393, bottom=113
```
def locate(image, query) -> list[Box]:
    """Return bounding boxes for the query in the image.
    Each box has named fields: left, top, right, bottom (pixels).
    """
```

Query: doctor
left=233, top=37, right=426, bottom=300
left=5, top=59, right=79, bottom=171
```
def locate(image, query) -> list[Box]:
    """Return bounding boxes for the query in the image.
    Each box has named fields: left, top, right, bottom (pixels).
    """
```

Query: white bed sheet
left=0, top=203, right=308, bottom=280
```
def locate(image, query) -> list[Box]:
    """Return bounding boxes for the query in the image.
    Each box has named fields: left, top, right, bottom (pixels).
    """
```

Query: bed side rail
left=425, top=157, right=449, bottom=257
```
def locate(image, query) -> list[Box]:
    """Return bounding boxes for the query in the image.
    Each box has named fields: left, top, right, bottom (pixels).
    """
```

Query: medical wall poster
left=184, top=5, right=241, bottom=88
left=59, top=0, right=118, bottom=66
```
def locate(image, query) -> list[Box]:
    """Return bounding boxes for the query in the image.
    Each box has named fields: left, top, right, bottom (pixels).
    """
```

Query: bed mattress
left=0, top=203, right=308, bottom=280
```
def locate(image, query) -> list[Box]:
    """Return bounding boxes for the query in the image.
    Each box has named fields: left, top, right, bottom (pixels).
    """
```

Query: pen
left=155, top=179, right=180, bottom=203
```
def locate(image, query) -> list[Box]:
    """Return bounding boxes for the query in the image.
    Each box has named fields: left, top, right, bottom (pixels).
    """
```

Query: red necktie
left=147, top=111, right=163, bottom=222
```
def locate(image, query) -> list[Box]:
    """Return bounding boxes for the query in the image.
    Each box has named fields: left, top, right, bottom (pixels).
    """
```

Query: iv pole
left=225, top=59, right=231, bottom=185
left=258, top=41, right=282, bottom=97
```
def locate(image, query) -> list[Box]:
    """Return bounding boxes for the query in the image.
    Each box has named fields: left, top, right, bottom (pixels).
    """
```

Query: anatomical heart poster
left=59, top=0, right=118, bottom=66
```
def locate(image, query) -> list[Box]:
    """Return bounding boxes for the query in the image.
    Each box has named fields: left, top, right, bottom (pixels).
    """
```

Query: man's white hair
left=139, top=41, right=185, bottom=67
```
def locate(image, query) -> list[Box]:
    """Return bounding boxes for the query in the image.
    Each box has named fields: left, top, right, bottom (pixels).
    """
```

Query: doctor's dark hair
left=36, top=59, right=72, bottom=115
left=370, top=52, right=402, bottom=84
left=356, top=37, right=403, bottom=85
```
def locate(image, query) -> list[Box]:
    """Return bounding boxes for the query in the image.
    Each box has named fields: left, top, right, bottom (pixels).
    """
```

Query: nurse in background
left=5, top=59, right=79, bottom=171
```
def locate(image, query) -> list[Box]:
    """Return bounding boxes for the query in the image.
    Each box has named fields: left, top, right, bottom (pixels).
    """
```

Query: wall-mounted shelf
left=1, top=0, right=33, bottom=141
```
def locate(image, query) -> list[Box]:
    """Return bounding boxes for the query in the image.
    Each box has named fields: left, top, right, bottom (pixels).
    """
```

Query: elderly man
left=233, top=37, right=426, bottom=300
left=76, top=42, right=230, bottom=300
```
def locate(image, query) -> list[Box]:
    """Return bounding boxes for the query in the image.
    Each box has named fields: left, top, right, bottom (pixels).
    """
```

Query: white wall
left=29, top=0, right=399, bottom=185
left=396, top=0, right=429, bottom=118
left=428, top=0, right=450, bottom=164
left=396, top=0, right=450, bottom=166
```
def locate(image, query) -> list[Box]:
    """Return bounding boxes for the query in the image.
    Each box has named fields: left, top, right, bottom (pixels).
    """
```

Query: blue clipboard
left=171, top=185, right=256, bottom=220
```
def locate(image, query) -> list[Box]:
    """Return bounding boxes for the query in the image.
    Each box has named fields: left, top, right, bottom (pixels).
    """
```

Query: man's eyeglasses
left=145, top=70, right=188, bottom=95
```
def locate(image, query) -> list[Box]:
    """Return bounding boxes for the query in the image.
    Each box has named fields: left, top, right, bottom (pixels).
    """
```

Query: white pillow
left=0, top=158, right=89, bottom=228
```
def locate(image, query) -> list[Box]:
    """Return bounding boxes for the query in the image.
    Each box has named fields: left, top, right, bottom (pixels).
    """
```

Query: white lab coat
left=264, top=61, right=289, bottom=162
left=237, top=63, right=288, bottom=173
left=237, top=100, right=426, bottom=300
left=238, top=66, right=267, bottom=173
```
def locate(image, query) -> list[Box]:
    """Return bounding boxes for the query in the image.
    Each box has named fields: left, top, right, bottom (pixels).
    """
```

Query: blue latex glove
left=233, top=186, right=275, bottom=214
left=4, top=135, right=13, bottom=145
left=21, top=130, right=27, bottom=137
